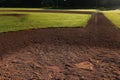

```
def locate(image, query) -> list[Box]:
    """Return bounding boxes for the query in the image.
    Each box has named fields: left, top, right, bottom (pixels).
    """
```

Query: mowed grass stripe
left=103, top=10, right=120, bottom=28
left=0, top=12, right=91, bottom=32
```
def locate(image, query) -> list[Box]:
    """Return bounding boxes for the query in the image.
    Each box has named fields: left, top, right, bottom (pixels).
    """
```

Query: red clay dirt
left=0, top=12, right=120, bottom=80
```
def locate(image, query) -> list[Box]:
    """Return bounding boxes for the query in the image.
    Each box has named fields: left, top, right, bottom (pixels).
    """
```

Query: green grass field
left=103, top=10, right=120, bottom=28
left=66, top=9, right=97, bottom=12
left=0, top=8, right=97, bottom=12
left=0, top=11, right=91, bottom=32
left=0, top=8, right=44, bottom=10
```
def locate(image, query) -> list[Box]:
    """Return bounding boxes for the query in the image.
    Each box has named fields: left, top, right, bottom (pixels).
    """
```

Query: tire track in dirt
left=84, top=12, right=120, bottom=48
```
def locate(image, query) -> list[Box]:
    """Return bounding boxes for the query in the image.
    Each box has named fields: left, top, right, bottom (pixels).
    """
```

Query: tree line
left=0, top=0, right=120, bottom=8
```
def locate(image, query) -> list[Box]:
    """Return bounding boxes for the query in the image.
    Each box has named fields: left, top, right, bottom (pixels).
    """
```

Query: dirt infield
left=0, top=12, right=120, bottom=80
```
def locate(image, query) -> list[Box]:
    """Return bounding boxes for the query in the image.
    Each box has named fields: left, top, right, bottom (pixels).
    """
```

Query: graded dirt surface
left=0, top=12, right=120, bottom=80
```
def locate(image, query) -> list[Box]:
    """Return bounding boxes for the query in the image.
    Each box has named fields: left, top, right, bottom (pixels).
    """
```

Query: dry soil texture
left=0, top=12, right=120, bottom=80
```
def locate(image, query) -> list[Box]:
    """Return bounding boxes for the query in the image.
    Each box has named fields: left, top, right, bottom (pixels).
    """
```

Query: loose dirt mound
left=0, top=13, right=120, bottom=80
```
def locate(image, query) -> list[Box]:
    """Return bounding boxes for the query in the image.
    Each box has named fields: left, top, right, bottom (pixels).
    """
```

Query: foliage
left=0, top=0, right=120, bottom=8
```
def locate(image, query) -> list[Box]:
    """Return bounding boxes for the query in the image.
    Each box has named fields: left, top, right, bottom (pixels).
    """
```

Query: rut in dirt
left=84, top=12, right=120, bottom=48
